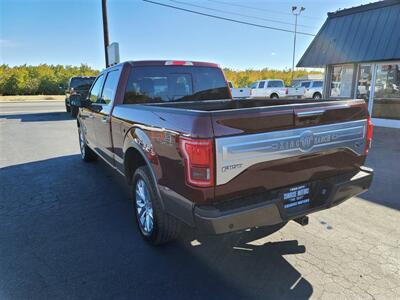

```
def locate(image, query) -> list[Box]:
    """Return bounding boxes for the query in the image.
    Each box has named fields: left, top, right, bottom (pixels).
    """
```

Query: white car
left=299, top=80, right=324, bottom=99
left=228, top=81, right=251, bottom=99
left=249, top=79, right=288, bottom=99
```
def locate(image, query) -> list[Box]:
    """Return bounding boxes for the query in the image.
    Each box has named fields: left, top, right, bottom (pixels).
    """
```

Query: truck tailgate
left=211, top=100, right=369, bottom=202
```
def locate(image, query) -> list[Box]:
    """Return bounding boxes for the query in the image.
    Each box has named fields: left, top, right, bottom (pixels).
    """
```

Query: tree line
left=0, top=64, right=322, bottom=95
left=0, top=64, right=99, bottom=95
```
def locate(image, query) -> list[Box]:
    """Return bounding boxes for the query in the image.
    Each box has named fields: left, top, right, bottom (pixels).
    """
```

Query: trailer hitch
left=293, top=216, right=309, bottom=226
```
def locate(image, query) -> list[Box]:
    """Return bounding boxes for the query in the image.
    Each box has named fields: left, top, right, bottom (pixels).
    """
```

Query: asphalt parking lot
left=1, top=101, right=399, bottom=300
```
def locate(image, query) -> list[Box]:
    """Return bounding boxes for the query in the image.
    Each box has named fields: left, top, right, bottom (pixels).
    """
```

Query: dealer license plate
left=282, top=184, right=311, bottom=210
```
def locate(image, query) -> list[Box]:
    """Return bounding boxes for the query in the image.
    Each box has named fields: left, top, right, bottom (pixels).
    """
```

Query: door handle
left=296, top=110, right=325, bottom=118
left=102, top=116, right=110, bottom=123
left=88, top=113, right=94, bottom=119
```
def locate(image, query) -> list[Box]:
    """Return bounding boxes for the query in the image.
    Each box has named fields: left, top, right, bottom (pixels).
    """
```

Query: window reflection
left=372, top=64, right=400, bottom=120
left=356, top=65, right=372, bottom=103
left=330, top=65, right=354, bottom=97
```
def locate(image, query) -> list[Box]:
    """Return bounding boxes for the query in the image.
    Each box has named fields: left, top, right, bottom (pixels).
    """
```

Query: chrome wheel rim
left=79, top=128, right=85, bottom=158
left=135, top=178, right=154, bottom=235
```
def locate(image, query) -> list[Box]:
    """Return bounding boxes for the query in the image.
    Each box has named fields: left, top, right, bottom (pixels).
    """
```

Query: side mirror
left=70, top=94, right=91, bottom=108
left=69, top=94, right=81, bottom=107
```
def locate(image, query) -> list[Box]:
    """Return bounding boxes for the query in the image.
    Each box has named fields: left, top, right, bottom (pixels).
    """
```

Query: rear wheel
left=78, top=126, right=97, bottom=162
left=313, top=92, right=322, bottom=100
left=132, top=166, right=181, bottom=245
left=66, top=103, right=71, bottom=113
left=270, top=93, right=279, bottom=99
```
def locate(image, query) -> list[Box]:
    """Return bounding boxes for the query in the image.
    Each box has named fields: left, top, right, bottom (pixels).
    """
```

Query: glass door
left=356, top=64, right=373, bottom=112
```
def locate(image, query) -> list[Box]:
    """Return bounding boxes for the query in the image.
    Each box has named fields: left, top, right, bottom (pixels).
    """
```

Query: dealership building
left=297, top=0, right=400, bottom=128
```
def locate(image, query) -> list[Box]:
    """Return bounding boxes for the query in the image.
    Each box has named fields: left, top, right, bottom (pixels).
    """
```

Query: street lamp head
left=300, top=6, right=305, bottom=11
left=292, top=6, right=297, bottom=11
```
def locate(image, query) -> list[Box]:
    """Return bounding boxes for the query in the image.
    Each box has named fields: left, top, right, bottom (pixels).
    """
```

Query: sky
left=0, top=0, right=372, bottom=71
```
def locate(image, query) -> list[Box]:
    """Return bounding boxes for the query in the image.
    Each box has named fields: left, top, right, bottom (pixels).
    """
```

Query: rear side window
left=258, top=81, right=265, bottom=88
left=100, top=70, right=120, bottom=105
left=301, top=81, right=311, bottom=88
left=267, top=80, right=284, bottom=88
left=313, top=81, right=323, bottom=88
left=250, top=82, right=258, bottom=89
left=123, top=66, right=230, bottom=104
left=88, top=75, right=105, bottom=103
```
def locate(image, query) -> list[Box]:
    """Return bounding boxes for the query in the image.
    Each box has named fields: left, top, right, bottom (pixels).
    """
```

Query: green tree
left=0, top=64, right=99, bottom=95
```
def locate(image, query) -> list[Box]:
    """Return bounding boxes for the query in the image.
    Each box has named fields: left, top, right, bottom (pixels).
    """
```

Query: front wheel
left=132, top=166, right=181, bottom=245
left=313, top=92, right=322, bottom=100
left=78, top=126, right=97, bottom=162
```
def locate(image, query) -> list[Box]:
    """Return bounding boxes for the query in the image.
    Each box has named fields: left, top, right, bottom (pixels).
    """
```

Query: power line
left=208, top=0, right=324, bottom=21
left=143, top=0, right=316, bottom=37
left=169, top=0, right=313, bottom=29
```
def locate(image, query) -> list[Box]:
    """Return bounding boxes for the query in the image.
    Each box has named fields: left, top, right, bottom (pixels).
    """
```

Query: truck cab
left=249, top=79, right=287, bottom=99
left=300, top=80, right=324, bottom=99
left=65, top=76, right=96, bottom=117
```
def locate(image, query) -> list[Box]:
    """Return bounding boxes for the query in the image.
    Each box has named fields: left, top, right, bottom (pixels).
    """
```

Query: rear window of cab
left=123, top=66, right=230, bottom=104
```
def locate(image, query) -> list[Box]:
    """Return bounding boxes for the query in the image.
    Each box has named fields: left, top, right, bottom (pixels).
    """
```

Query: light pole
left=291, top=6, right=305, bottom=82
left=102, top=0, right=110, bottom=68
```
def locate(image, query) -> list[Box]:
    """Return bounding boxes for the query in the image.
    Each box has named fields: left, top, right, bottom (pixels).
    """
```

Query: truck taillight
left=179, top=137, right=214, bottom=187
left=285, top=88, right=288, bottom=95
left=365, top=117, right=373, bottom=155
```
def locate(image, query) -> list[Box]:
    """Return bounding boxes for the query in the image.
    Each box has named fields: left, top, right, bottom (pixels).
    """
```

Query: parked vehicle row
left=229, top=79, right=324, bottom=100
left=72, top=60, right=373, bottom=246
left=250, top=79, right=308, bottom=99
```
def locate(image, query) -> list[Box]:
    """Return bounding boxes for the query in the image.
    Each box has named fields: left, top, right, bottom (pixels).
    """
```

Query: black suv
left=65, top=76, right=96, bottom=117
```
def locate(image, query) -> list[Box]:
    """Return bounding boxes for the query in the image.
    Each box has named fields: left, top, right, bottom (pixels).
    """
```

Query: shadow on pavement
left=362, top=126, right=400, bottom=210
left=0, top=155, right=313, bottom=300
left=0, top=111, right=72, bottom=122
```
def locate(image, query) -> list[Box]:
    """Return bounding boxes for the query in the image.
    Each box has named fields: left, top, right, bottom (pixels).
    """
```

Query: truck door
left=80, top=74, right=105, bottom=148
left=92, top=68, right=121, bottom=166
left=253, top=80, right=265, bottom=98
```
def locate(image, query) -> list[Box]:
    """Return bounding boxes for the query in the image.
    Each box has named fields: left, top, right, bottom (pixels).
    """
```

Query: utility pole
left=291, top=6, right=305, bottom=82
left=102, top=0, right=110, bottom=68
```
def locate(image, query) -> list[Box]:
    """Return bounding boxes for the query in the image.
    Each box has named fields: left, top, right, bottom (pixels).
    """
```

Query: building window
left=372, top=63, right=400, bottom=120
left=356, top=64, right=372, bottom=104
left=330, top=65, right=354, bottom=97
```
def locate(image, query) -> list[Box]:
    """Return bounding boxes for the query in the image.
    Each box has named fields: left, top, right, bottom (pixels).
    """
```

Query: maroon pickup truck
left=76, top=60, right=373, bottom=245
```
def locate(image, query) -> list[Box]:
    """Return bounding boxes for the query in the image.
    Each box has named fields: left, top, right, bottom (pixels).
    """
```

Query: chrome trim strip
left=215, top=120, right=367, bottom=185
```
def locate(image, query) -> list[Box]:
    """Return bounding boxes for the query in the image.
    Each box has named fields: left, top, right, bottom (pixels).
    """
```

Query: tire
left=71, top=106, right=78, bottom=118
left=78, top=126, right=97, bottom=162
left=132, top=166, right=181, bottom=245
left=313, top=92, right=322, bottom=100
left=66, top=103, right=71, bottom=113
left=270, top=93, right=279, bottom=99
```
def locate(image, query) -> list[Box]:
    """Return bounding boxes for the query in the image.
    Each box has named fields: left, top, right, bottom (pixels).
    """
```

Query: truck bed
left=143, top=98, right=328, bottom=112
